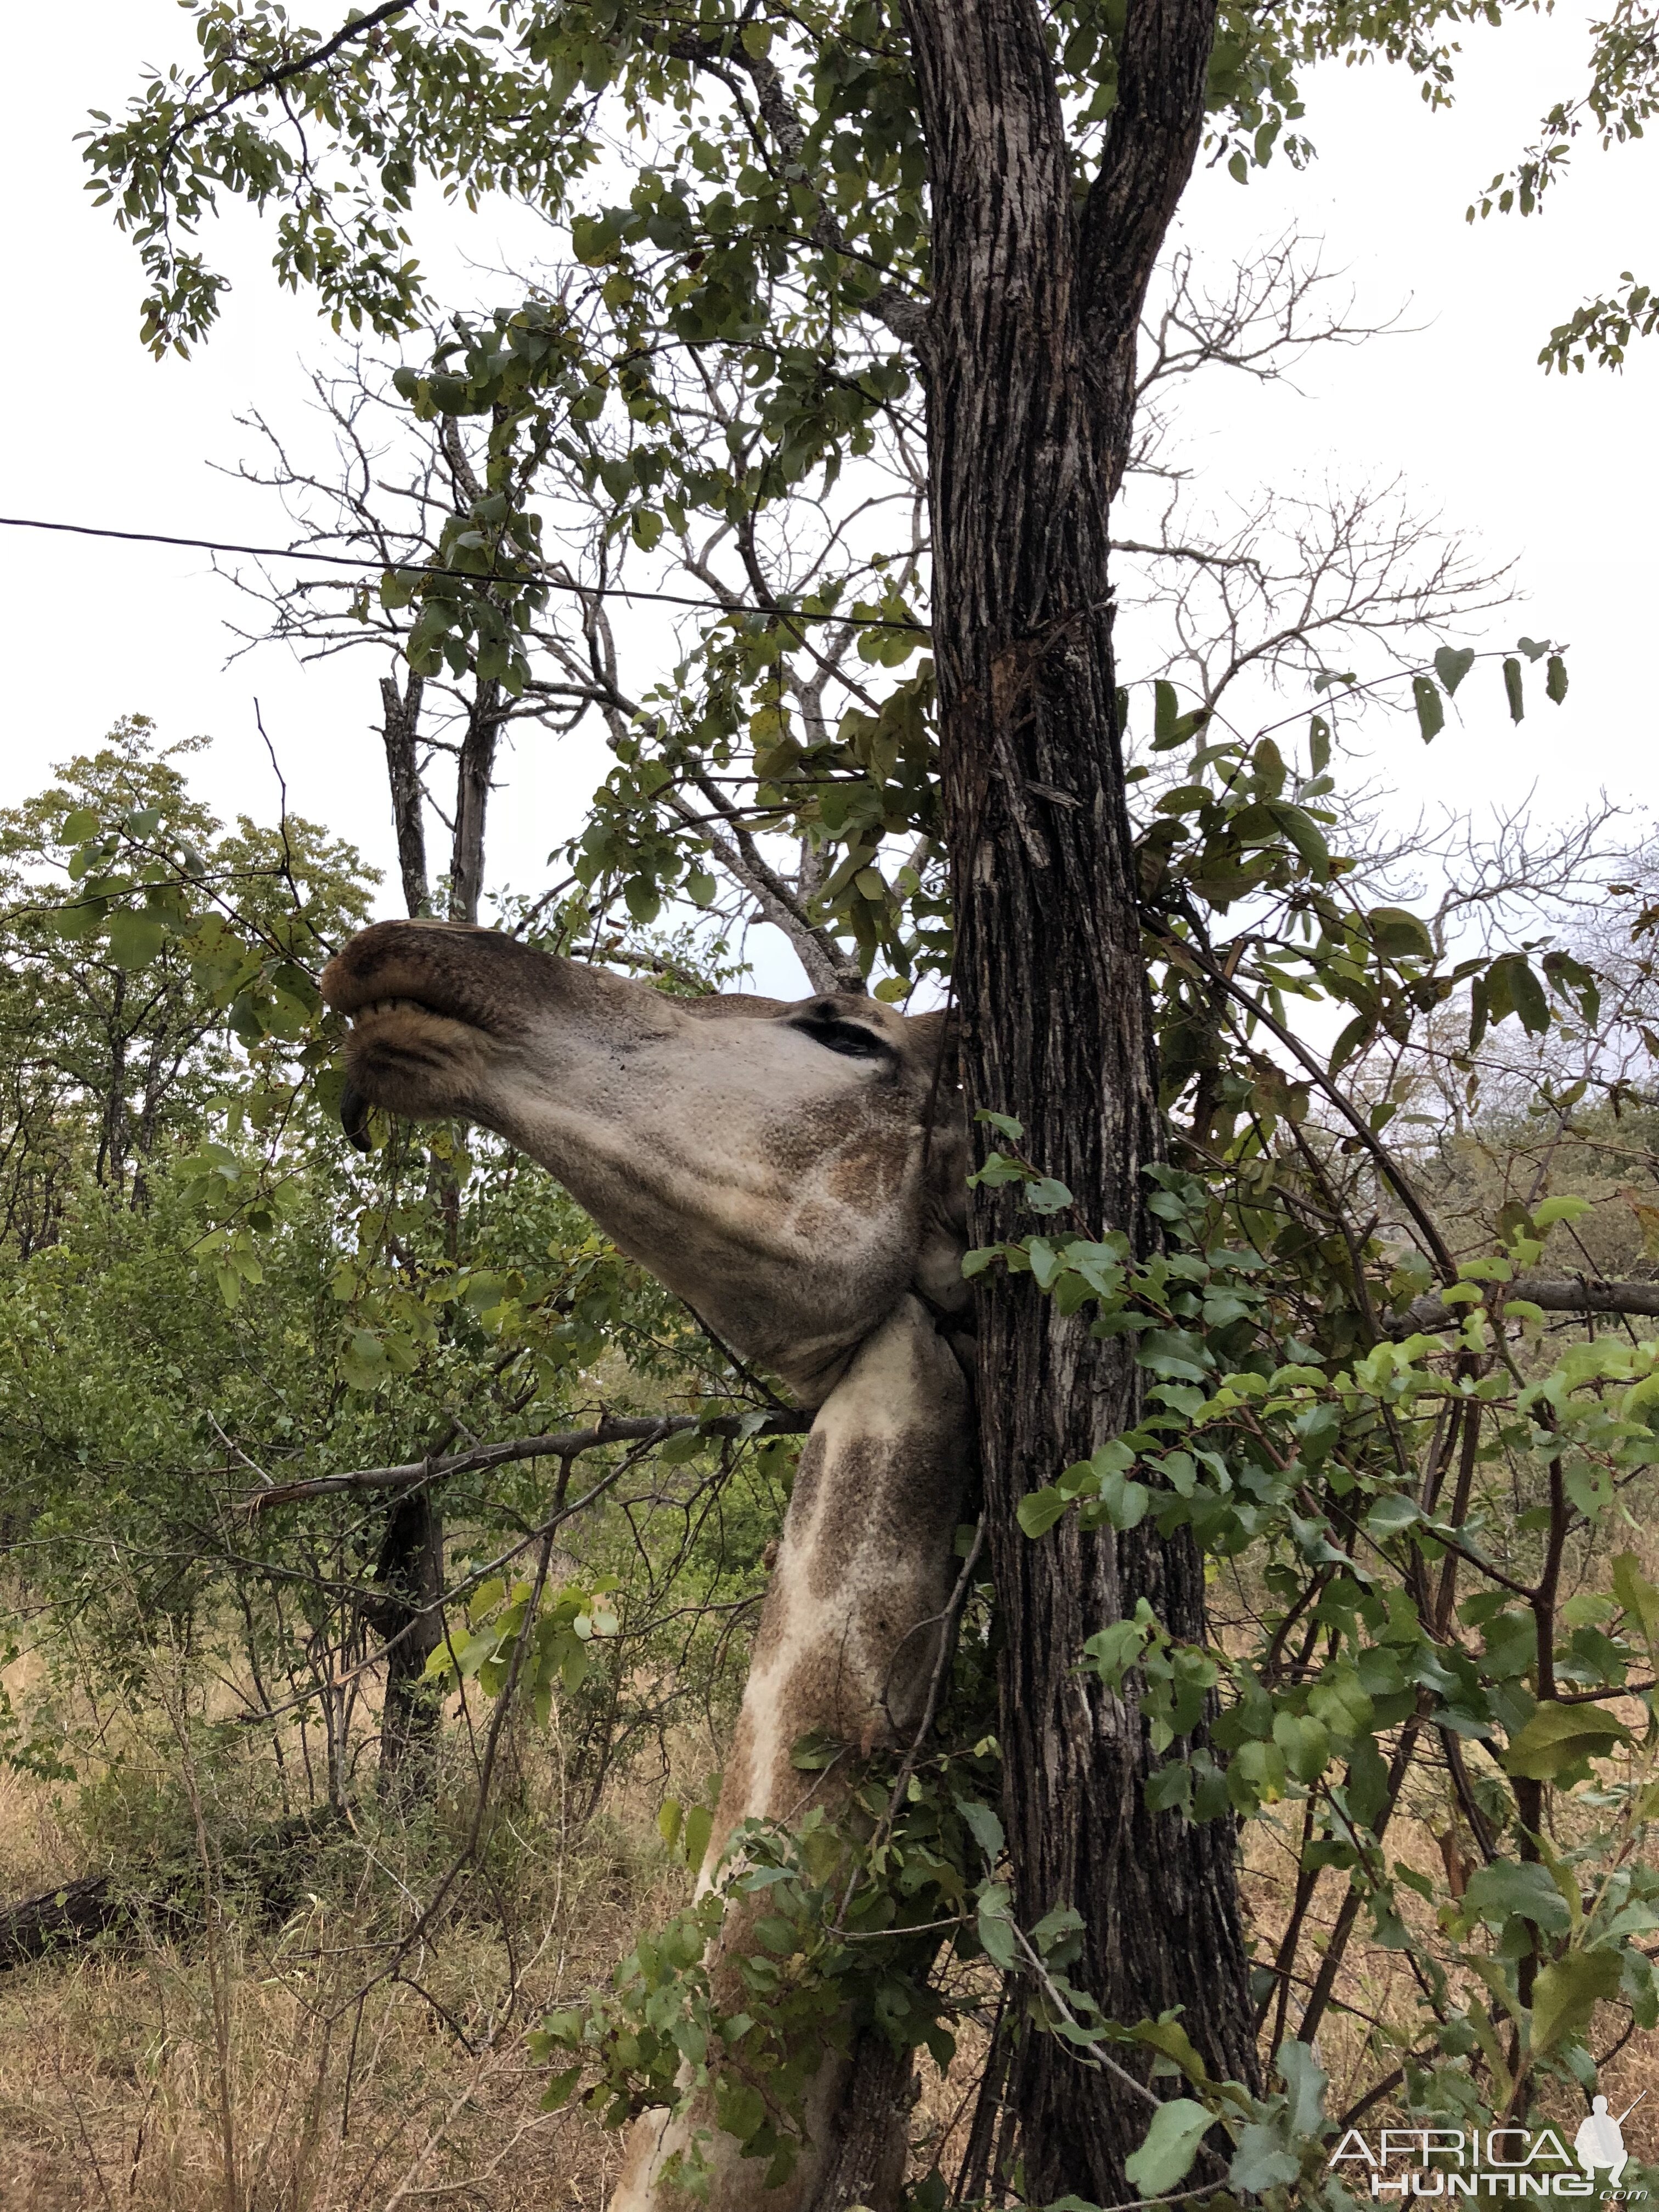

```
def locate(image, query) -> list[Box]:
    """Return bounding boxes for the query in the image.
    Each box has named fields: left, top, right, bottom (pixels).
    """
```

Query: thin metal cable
left=0, top=512, right=927, bottom=630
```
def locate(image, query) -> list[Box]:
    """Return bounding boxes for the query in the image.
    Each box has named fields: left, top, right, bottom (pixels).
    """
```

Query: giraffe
left=319, top=917, right=975, bottom=2208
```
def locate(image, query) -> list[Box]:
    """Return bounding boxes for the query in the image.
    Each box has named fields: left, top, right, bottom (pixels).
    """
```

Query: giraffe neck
left=709, top=1292, right=975, bottom=1863
left=612, top=1296, right=975, bottom=2212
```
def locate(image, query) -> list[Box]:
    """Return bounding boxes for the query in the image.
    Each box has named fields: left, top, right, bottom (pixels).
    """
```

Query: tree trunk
left=370, top=666, right=448, bottom=1793
left=450, top=678, right=501, bottom=927
left=379, top=667, right=429, bottom=917
left=97, top=978, right=129, bottom=1193
left=902, top=0, right=1258, bottom=2192
left=372, top=1486, right=447, bottom=1793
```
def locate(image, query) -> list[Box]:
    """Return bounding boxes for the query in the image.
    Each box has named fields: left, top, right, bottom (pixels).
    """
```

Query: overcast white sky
left=0, top=2, right=1652, bottom=995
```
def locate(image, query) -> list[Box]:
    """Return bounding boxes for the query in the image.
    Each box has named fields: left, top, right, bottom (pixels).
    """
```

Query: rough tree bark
left=450, top=678, right=501, bottom=930
left=371, top=1481, right=447, bottom=1791
left=370, top=665, right=450, bottom=1788
left=379, top=667, right=429, bottom=917
left=902, top=0, right=1259, bottom=2193
left=368, top=571, right=504, bottom=1785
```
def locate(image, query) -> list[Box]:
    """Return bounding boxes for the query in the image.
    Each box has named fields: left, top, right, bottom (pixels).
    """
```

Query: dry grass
left=10, top=1519, right=1659, bottom=2211
left=0, top=1938, right=622, bottom=2211
left=0, top=1693, right=1012, bottom=2212
left=0, top=1655, right=702, bottom=2212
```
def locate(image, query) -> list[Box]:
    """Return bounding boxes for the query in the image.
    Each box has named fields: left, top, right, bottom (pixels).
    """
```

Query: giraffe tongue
left=339, top=1077, right=373, bottom=1154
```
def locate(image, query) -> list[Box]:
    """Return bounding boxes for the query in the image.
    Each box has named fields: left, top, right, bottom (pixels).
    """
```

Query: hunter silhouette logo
left=1330, top=2103, right=1651, bottom=2202
left=1575, top=2097, right=1645, bottom=2191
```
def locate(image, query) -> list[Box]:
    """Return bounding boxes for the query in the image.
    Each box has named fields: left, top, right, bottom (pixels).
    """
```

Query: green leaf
left=1434, top=645, right=1476, bottom=695
left=1273, top=1710, right=1331, bottom=1785
left=1532, top=1948, right=1622, bottom=2053
left=623, top=877, right=661, bottom=926
left=975, top=1109, right=1024, bottom=1141
left=977, top=1887, right=1020, bottom=1971
left=1533, top=1195, right=1590, bottom=1227
left=1229, top=2123, right=1301, bottom=2194
left=541, top=2064, right=582, bottom=2111
left=1026, top=1177, right=1073, bottom=1214
left=1364, top=1493, right=1420, bottom=1539
left=1272, top=803, right=1329, bottom=881
left=106, top=907, right=167, bottom=970
left=1017, top=1487, right=1069, bottom=1539
left=1131, top=2016, right=1210, bottom=2087
left=1137, top=1329, right=1210, bottom=1381
left=1152, top=679, right=1207, bottom=752
left=1328, top=1013, right=1374, bottom=1076
left=1278, top=2040, right=1329, bottom=2136
left=1488, top=955, right=1549, bottom=1036
left=1464, top=1860, right=1572, bottom=1934
left=1510, top=960, right=1549, bottom=1035
left=1412, top=673, right=1444, bottom=742
left=1084, top=1615, right=1155, bottom=1688
left=1545, top=653, right=1569, bottom=704
left=1145, top=1759, right=1193, bottom=1813
left=1368, top=906, right=1434, bottom=961
left=1501, top=1701, right=1629, bottom=1782
left=1613, top=1552, right=1659, bottom=1654
left=1503, top=656, right=1526, bottom=723
left=1098, top=1470, right=1150, bottom=1530
left=955, top=1796, right=1005, bottom=1863
left=684, top=1804, right=713, bottom=1872
left=1125, top=2098, right=1216, bottom=2194
left=59, top=808, right=100, bottom=843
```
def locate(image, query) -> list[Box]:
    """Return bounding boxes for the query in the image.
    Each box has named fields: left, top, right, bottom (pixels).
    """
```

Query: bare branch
left=245, top=1407, right=813, bottom=1513
left=1391, top=1278, right=1659, bottom=1336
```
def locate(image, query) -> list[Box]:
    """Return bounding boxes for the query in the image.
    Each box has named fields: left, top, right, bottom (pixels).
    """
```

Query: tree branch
left=1077, top=0, right=1222, bottom=493
left=671, top=33, right=929, bottom=347
left=244, top=1407, right=812, bottom=1513
left=1392, top=1278, right=1659, bottom=1336
left=670, top=774, right=865, bottom=994
left=167, top=1, right=412, bottom=156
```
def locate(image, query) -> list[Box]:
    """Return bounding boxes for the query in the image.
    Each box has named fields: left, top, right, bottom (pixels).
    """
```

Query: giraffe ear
left=905, top=1004, right=960, bottom=1090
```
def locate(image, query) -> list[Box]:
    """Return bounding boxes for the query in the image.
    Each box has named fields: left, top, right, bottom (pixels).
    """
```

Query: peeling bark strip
left=902, top=0, right=1256, bottom=2192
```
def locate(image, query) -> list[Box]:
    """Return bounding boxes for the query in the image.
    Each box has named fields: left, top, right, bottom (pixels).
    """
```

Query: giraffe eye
left=792, top=1017, right=891, bottom=1062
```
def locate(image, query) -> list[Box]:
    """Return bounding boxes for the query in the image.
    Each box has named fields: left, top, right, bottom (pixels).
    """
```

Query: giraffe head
left=319, top=919, right=968, bottom=1401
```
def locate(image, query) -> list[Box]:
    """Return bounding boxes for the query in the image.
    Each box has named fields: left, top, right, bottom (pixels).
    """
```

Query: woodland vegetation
left=1, top=0, right=1658, bottom=2205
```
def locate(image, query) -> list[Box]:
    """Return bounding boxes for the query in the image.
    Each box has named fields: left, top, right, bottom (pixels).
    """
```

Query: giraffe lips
left=332, top=988, right=498, bottom=1143
left=344, top=995, right=445, bottom=1028
left=340, top=1076, right=374, bottom=1153
left=338, top=997, right=463, bottom=1146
